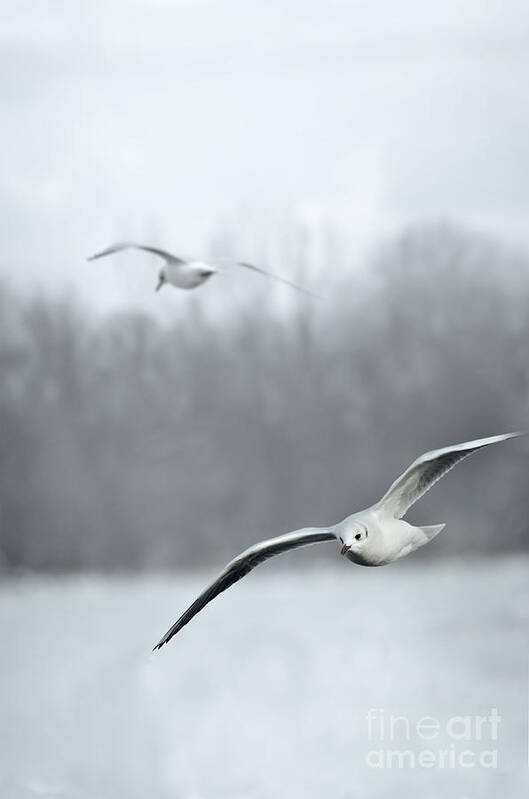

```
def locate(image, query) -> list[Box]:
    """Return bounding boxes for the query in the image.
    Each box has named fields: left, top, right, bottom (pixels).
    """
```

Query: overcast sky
left=1, top=0, right=529, bottom=312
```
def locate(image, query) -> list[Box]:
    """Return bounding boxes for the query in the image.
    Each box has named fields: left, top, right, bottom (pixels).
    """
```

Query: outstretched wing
left=377, top=432, right=524, bottom=519
left=212, top=258, right=320, bottom=298
left=238, top=262, right=321, bottom=298
left=87, top=242, right=184, bottom=264
left=153, top=527, right=336, bottom=649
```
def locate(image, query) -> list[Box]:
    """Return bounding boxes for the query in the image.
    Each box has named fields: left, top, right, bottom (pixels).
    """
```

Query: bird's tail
left=418, top=523, right=446, bottom=543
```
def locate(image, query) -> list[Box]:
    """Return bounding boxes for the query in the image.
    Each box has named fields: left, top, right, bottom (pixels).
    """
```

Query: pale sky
left=1, top=0, right=529, bottom=313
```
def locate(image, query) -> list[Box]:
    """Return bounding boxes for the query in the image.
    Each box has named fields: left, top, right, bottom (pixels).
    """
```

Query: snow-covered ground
left=1, top=558, right=529, bottom=798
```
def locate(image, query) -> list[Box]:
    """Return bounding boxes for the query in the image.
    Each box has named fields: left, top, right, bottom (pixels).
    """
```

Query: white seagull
left=87, top=242, right=317, bottom=296
left=153, top=431, right=524, bottom=649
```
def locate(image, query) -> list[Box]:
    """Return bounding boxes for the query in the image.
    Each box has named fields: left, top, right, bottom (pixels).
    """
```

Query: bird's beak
left=155, top=277, right=164, bottom=292
left=341, top=544, right=351, bottom=556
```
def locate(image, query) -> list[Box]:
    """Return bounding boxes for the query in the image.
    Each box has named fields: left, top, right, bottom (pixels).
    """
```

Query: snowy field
left=1, top=558, right=529, bottom=798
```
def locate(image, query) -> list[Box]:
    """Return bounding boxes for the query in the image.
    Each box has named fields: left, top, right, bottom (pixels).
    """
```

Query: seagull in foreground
left=153, top=431, right=524, bottom=650
left=87, top=242, right=317, bottom=297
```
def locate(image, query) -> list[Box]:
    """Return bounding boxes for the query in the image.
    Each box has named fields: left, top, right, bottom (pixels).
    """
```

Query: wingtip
left=496, top=430, right=527, bottom=443
left=294, top=287, right=322, bottom=300
left=293, top=285, right=322, bottom=300
left=473, top=430, right=526, bottom=448
left=86, top=251, right=105, bottom=262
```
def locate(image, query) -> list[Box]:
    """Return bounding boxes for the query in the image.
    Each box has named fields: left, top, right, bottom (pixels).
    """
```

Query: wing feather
left=377, top=432, right=524, bottom=519
left=209, top=258, right=319, bottom=297
left=237, top=261, right=320, bottom=297
left=87, top=242, right=184, bottom=264
left=153, top=527, right=335, bottom=649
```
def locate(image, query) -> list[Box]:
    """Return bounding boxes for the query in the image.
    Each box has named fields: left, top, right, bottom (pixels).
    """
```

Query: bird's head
left=338, top=522, right=369, bottom=562
left=155, top=269, right=166, bottom=292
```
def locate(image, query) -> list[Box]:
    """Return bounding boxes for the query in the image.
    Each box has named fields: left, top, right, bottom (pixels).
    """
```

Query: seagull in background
left=153, top=431, right=524, bottom=649
left=87, top=242, right=318, bottom=297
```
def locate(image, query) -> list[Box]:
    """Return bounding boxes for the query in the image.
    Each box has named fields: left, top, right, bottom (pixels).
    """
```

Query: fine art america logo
left=365, top=708, right=501, bottom=770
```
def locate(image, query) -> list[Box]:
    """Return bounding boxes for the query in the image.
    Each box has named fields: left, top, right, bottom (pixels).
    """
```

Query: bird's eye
left=355, top=533, right=362, bottom=541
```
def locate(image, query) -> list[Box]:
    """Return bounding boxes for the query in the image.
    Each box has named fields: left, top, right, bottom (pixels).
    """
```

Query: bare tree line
left=0, top=222, right=528, bottom=572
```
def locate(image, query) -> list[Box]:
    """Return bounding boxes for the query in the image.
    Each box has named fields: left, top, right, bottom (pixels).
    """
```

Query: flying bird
left=87, top=242, right=317, bottom=296
left=153, top=431, right=524, bottom=650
